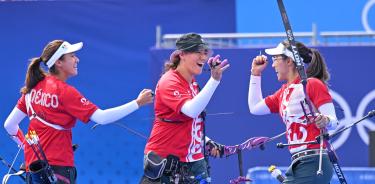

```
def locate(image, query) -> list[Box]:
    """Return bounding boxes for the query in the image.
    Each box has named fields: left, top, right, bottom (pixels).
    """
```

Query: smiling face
left=179, top=50, right=209, bottom=77
left=271, top=55, right=290, bottom=81
left=55, top=52, right=80, bottom=80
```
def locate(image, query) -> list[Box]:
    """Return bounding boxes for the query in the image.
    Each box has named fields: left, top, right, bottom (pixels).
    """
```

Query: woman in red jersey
left=4, top=40, right=153, bottom=184
left=141, top=33, right=229, bottom=183
left=248, top=40, right=339, bottom=184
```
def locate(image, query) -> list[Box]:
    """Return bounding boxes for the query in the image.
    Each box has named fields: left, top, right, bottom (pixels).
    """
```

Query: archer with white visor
left=248, top=40, right=339, bottom=184
left=4, top=40, right=153, bottom=184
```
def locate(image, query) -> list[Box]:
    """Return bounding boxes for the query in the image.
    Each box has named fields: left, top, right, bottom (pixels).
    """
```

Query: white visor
left=265, top=42, right=302, bottom=62
left=46, top=41, right=83, bottom=68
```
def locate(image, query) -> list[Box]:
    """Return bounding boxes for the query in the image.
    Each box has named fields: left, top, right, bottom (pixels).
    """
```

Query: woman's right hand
left=208, top=55, right=230, bottom=81
left=251, top=55, right=268, bottom=76
left=136, top=89, right=154, bottom=107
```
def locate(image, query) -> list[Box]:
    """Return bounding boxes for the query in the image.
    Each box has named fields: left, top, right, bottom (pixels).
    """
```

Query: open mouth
left=197, top=63, right=204, bottom=67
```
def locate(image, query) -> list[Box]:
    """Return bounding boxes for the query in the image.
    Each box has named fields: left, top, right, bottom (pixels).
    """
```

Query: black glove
left=205, top=140, right=225, bottom=158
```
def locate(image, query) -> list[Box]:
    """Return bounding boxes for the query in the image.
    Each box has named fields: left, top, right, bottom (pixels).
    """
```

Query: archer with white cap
left=248, top=40, right=339, bottom=184
left=4, top=40, right=154, bottom=184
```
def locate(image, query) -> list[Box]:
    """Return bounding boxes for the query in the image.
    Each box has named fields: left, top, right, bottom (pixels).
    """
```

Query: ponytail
left=305, top=49, right=330, bottom=83
left=20, top=57, right=46, bottom=94
left=163, top=50, right=181, bottom=74
left=282, top=40, right=331, bottom=83
left=20, top=40, right=64, bottom=94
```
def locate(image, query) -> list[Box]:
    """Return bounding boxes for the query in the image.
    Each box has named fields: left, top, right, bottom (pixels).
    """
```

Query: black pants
left=283, top=154, right=333, bottom=184
left=26, top=165, right=77, bottom=184
left=140, top=159, right=208, bottom=184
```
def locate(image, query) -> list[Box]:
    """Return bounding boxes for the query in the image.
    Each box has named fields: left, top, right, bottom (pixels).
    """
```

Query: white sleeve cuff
left=181, top=77, right=220, bottom=118
left=91, top=100, right=139, bottom=125
left=318, top=103, right=339, bottom=130
left=250, top=75, right=261, bottom=83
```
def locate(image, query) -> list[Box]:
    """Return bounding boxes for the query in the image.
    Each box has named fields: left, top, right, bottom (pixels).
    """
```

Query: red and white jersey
left=145, top=70, right=204, bottom=162
left=265, top=77, right=332, bottom=154
left=16, top=75, right=98, bottom=168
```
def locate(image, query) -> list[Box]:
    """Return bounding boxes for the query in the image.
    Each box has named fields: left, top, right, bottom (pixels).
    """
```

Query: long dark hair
left=20, top=40, right=64, bottom=94
left=282, top=40, right=330, bottom=83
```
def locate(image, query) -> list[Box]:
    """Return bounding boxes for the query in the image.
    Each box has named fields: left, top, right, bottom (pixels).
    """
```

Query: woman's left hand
left=314, top=114, right=330, bottom=129
left=208, top=55, right=230, bottom=81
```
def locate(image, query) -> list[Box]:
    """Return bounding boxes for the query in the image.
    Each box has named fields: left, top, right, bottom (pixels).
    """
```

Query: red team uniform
left=16, top=75, right=98, bottom=168
left=264, top=77, right=332, bottom=154
left=145, top=70, right=205, bottom=162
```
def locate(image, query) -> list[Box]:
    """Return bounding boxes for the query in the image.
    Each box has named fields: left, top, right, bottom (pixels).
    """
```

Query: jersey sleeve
left=264, top=88, right=282, bottom=113
left=61, top=86, right=98, bottom=123
left=16, top=94, right=27, bottom=114
left=307, top=78, right=332, bottom=108
left=159, top=79, right=192, bottom=114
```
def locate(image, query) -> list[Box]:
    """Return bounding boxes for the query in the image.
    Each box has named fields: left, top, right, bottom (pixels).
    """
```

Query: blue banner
left=236, top=0, right=375, bottom=32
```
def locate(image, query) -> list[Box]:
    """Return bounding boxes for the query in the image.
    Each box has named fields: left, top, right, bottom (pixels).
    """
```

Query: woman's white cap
left=46, top=41, right=83, bottom=68
left=265, top=42, right=299, bottom=61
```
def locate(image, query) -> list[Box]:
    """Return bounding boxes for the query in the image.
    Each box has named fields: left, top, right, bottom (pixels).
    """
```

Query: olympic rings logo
left=319, top=0, right=375, bottom=149
left=362, top=0, right=375, bottom=32
left=329, top=89, right=375, bottom=149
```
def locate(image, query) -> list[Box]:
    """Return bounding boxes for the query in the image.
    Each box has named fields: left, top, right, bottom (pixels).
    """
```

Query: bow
left=1, top=154, right=26, bottom=183
left=222, top=132, right=286, bottom=184
left=1, top=134, right=26, bottom=184
left=224, top=132, right=286, bottom=157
